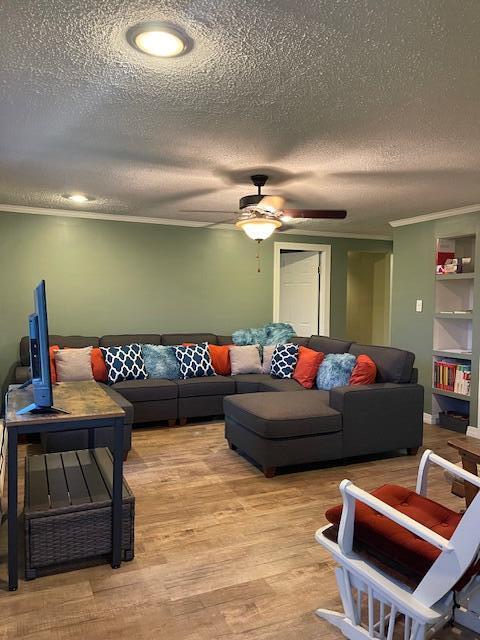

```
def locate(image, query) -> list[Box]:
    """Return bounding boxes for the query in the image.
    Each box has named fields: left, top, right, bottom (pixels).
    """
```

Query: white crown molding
left=389, top=204, right=480, bottom=228
left=0, top=203, right=392, bottom=241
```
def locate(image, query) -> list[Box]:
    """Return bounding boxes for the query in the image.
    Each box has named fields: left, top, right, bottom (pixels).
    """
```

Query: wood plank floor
left=0, top=422, right=475, bottom=639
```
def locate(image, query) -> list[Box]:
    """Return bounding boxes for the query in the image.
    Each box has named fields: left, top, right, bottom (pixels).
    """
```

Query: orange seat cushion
left=293, top=346, right=324, bottom=389
left=350, top=354, right=377, bottom=385
left=326, top=484, right=462, bottom=578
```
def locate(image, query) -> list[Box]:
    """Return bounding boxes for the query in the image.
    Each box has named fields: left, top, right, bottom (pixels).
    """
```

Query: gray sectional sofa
left=13, top=333, right=424, bottom=474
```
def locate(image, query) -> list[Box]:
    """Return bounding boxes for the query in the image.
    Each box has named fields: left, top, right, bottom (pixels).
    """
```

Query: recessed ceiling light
left=63, top=194, right=92, bottom=204
left=127, top=22, right=192, bottom=58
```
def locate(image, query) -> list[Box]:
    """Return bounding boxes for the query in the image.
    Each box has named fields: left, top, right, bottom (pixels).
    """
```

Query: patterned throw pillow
left=141, top=344, right=180, bottom=380
left=270, top=343, right=299, bottom=379
left=173, top=342, right=215, bottom=379
left=316, top=353, right=356, bottom=391
left=100, top=343, right=148, bottom=384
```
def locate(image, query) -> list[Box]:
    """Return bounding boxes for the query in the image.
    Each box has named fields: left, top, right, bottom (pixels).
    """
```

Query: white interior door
left=279, top=251, right=320, bottom=336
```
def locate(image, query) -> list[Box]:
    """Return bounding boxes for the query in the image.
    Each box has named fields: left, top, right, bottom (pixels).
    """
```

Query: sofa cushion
left=308, top=335, right=352, bottom=354
left=99, top=383, right=134, bottom=425
left=100, top=334, right=162, bottom=347
left=325, top=484, right=462, bottom=580
left=217, top=335, right=233, bottom=345
left=290, top=336, right=310, bottom=347
left=349, top=344, right=415, bottom=383
left=233, top=373, right=272, bottom=393
left=161, top=333, right=218, bottom=346
left=223, top=391, right=341, bottom=438
left=20, top=335, right=100, bottom=366
left=177, top=376, right=235, bottom=398
left=111, top=378, right=178, bottom=403
left=259, top=377, right=309, bottom=393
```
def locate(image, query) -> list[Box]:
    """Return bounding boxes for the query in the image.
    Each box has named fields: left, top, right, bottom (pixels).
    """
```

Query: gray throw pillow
left=55, top=346, right=94, bottom=382
left=230, top=345, right=262, bottom=375
left=262, top=344, right=276, bottom=374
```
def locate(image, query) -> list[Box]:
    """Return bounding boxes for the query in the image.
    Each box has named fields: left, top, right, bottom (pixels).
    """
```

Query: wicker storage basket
left=24, top=447, right=134, bottom=579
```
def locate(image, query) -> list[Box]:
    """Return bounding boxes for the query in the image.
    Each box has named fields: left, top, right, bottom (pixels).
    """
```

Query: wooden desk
left=448, top=436, right=480, bottom=507
left=5, top=381, right=125, bottom=591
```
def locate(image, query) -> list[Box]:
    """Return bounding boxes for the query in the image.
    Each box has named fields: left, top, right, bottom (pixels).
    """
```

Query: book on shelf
left=433, top=360, right=471, bottom=396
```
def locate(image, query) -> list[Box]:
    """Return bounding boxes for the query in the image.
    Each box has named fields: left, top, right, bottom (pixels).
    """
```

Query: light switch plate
left=416, top=299, right=423, bottom=312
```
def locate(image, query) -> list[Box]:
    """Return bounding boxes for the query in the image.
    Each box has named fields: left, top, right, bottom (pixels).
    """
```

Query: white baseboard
left=423, top=412, right=438, bottom=425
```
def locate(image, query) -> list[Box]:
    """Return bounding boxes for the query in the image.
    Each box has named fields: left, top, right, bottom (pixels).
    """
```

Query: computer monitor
left=17, top=280, right=53, bottom=414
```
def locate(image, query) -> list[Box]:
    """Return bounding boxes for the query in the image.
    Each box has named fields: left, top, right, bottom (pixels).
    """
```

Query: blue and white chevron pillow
left=173, top=342, right=215, bottom=379
left=100, top=343, right=148, bottom=384
left=270, top=343, right=299, bottom=379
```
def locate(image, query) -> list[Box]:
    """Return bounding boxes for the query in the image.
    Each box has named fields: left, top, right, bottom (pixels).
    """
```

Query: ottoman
left=224, top=391, right=342, bottom=477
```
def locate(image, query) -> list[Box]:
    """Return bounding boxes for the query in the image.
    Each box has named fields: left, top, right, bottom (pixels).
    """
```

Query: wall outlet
left=416, top=299, right=423, bottom=312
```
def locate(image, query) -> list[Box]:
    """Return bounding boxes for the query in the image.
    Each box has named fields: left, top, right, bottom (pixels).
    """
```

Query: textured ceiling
left=1, top=0, right=480, bottom=236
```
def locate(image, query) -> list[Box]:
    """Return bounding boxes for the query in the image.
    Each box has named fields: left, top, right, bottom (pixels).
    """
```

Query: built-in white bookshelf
left=432, top=234, right=476, bottom=432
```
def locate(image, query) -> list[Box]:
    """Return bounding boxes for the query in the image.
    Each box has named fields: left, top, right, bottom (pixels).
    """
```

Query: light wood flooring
left=0, top=422, right=475, bottom=639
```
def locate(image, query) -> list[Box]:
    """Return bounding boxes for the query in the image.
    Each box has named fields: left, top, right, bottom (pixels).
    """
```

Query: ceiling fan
left=184, top=174, right=347, bottom=242
left=236, top=174, right=346, bottom=241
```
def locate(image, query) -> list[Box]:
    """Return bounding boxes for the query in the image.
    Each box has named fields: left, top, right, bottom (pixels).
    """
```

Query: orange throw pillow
left=91, top=347, right=108, bottom=383
left=49, top=345, right=60, bottom=384
left=293, top=346, right=324, bottom=389
left=208, top=344, right=232, bottom=376
left=350, top=354, right=377, bottom=385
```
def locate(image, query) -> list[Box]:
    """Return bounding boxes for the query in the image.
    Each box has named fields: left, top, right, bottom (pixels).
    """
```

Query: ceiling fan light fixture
left=236, top=216, right=281, bottom=241
left=127, top=22, right=192, bottom=58
left=63, top=193, right=93, bottom=204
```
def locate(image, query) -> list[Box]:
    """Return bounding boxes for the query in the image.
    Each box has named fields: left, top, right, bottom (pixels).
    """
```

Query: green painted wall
left=0, top=212, right=391, bottom=395
left=391, top=211, right=480, bottom=414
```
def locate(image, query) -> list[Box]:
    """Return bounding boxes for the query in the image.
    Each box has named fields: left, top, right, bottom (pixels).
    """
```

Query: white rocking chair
left=315, top=449, right=480, bottom=639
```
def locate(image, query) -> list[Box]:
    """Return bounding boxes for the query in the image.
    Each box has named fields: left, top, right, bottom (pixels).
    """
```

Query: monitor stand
left=15, top=381, right=70, bottom=415
left=17, top=403, right=70, bottom=416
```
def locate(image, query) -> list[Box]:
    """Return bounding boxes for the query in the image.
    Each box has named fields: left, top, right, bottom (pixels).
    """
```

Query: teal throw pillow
left=141, top=344, right=180, bottom=380
left=316, top=353, right=356, bottom=391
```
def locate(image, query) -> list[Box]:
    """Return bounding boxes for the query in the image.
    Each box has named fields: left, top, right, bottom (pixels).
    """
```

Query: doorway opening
left=346, top=250, right=392, bottom=346
left=273, top=242, right=331, bottom=337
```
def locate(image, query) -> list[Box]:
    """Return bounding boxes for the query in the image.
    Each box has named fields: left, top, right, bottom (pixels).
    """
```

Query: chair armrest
left=338, top=479, right=453, bottom=555
left=329, top=383, right=424, bottom=458
left=416, top=449, right=480, bottom=495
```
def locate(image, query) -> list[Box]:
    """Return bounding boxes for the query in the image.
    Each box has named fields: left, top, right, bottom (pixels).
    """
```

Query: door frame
left=273, top=241, right=331, bottom=336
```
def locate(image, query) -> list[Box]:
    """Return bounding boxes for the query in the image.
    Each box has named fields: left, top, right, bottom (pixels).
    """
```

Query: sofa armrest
left=14, top=365, right=30, bottom=384
left=329, top=383, right=424, bottom=458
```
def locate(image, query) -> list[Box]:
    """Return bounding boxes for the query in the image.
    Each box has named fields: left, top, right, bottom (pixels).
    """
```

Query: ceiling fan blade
left=258, top=195, right=286, bottom=210
left=283, top=209, right=347, bottom=219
